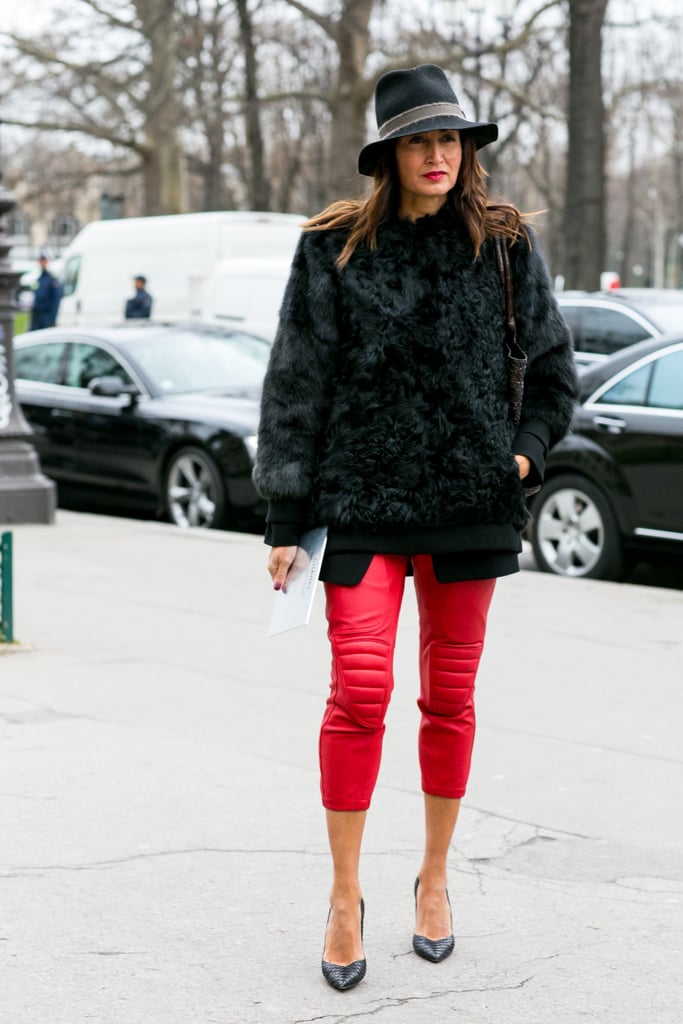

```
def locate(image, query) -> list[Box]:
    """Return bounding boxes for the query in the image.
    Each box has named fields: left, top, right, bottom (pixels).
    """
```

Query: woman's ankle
left=329, top=883, right=363, bottom=907
left=416, top=865, right=448, bottom=891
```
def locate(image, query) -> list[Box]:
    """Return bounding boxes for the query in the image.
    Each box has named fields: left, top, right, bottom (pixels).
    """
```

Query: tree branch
left=1, top=115, right=148, bottom=156
left=282, top=0, right=334, bottom=40
left=75, top=0, right=139, bottom=33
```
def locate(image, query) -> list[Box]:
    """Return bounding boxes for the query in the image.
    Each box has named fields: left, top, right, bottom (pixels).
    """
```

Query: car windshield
left=120, top=328, right=270, bottom=395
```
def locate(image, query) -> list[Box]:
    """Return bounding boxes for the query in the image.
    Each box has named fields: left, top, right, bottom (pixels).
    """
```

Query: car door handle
left=592, top=414, right=627, bottom=434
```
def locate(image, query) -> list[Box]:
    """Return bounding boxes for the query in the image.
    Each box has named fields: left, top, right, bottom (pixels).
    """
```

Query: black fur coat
left=254, top=204, right=576, bottom=540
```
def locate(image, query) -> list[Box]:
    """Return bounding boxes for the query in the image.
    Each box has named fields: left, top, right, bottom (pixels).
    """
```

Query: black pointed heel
left=321, top=898, right=366, bottom=991
left=412, top=877, right=454, bottom=963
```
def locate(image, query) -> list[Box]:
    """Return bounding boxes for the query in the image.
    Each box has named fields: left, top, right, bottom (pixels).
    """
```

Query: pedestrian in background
left=254, top=64, right=577, bottom=990
left=124, top=275, right=153, bottom=319
left=30, top=254, right=62, bottom=330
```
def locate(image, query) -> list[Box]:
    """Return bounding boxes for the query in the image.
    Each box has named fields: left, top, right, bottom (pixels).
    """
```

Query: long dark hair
left=305, top=134, right=531, bottom=268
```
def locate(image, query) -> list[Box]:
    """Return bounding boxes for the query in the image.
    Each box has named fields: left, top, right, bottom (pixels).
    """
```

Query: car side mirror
left=88, top=376, right=140, bottom=403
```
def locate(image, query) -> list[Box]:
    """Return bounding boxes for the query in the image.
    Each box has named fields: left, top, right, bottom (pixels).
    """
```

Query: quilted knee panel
left=331, top=635, right=394, bottom=729
left=421, top=640, right=483, bottom=717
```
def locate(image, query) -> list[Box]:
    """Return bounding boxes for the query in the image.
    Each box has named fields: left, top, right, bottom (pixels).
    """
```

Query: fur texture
left=254, top=205, right=576, bottom=535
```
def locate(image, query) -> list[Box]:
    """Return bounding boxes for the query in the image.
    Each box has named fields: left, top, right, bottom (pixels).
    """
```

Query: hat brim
left=358, top=116, right=498, bottom=176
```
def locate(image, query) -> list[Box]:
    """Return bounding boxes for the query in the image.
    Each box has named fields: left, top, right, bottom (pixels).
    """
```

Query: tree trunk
left=142, top=126, right=185, bottom=216
left=202, top=130, right=227, bottom=211
left=564, top=0, right=608, bottom=289
left=137, top=0, right=186, bottom=215
left=618, top=125, right=638, bottom=287
left=670, top=102, right=683, bottom=287
left=326, top=0, right=375, bottom=202
left=237, top=0, right=270, bottom=210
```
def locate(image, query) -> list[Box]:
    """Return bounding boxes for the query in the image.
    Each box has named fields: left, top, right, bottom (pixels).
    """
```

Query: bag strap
left=493, top=237, right=540, bottom=493
left=494, top=234, right=528, bottom=428
left=493, top=235, right=525, bottom=362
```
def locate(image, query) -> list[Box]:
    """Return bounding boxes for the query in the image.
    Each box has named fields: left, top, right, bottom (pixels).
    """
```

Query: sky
left=6, top=0, right=683, bottom=33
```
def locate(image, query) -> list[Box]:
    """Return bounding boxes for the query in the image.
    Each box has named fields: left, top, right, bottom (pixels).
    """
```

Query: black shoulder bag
left=493, top=235, right=526, bottom=425
left=493, top=235, right=540, bottom=496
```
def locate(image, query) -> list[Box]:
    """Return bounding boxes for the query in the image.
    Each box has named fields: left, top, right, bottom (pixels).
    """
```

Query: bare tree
left=600, top=4, right=683, bottom=288
left=564, top=0, right=609, bottom=289
left=660, top=60, right=683, bottom=287
left=282, top=0, right=376, bottom=200
left=136, top=0, right=185, bottom=213
left=1, top=0, right=185, bottom=215
left=3, top=0, right=681, bottom=291
left=236, top=0, right=271, bottom=209
left=179, top=0, right=237, bottom=211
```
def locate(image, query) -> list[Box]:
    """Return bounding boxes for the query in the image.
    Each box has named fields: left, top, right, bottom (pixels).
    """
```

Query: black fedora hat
left=358, top=64, right=498, bottom=176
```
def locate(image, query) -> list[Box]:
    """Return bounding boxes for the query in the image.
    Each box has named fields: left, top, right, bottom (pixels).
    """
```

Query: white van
left=57, top=211, right=304, bottom=327
left=199, top=257, right=293, bottom=341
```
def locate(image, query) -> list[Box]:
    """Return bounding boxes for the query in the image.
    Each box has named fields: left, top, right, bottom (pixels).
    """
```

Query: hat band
left=378, top=101, right=468, bottom=140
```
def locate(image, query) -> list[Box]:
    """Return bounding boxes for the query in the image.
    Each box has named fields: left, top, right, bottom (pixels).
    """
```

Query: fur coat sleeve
left=252, top=232, right=339, bottom=502
left=511, top=228, right=577, bottom=458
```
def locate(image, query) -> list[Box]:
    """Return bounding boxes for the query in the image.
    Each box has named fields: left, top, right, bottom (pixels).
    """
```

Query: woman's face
left=394, top=128, right=462, bottom=218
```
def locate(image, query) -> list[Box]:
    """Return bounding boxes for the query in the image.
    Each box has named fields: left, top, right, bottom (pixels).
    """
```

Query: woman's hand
left=514, top=455, right=531, bottom=480
left=268, top=545, right=298, bottom=591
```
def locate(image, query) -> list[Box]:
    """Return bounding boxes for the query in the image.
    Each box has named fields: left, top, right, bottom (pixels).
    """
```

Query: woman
left=254, top=64, right=576, bottom=990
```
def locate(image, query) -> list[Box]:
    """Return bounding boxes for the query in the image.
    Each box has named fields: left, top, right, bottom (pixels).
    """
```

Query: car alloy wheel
left=165, top=445, right=227, bottom=529
left=530, top=473, right=623, bottom=580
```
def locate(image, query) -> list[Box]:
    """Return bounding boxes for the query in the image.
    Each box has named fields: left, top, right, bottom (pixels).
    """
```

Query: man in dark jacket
left=124, top=275, right=153, bottom=319
left=30, top=255, right=62, bottom=330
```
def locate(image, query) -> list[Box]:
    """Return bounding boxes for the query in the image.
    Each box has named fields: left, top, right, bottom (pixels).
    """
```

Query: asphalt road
left=1, top=511, right=682, bottom=1023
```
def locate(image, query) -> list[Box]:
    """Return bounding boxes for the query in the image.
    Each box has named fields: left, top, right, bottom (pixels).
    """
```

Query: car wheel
left=530, top=474, right=624, bottom=580
left=164, top=446, right=228, bottom=529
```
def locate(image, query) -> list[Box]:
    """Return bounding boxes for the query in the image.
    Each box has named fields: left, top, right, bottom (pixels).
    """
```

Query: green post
left=1, top=530, right=13, bottom=642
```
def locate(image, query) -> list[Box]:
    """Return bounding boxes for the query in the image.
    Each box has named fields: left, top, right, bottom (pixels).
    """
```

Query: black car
left=13, top=323, right=269, bottom=530
left=557, top=289, right=683, bottom=368
left=528, top=335, right=683, bottom=579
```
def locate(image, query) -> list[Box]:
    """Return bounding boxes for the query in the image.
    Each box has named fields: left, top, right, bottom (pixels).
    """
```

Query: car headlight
left=244, top=434, right=258, bottom=460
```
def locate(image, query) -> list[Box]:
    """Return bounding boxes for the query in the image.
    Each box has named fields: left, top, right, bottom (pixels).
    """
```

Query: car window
left=579, top=307, right=651, bottom=355
left=598, top=363, right=652, bottom=406
left=14, top=342, right=66, bottom=384
left=65, top=342, right=135, bottom=389
left=558, top=304, right=583, bottom=348
left=561, top=303, right=581, bottom=331
left=60, top=255, right=81, bottom=298
left=648, top=349, right=683, bottom=410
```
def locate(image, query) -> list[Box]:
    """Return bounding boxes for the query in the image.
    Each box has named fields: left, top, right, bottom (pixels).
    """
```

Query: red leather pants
left=320, top=554, right=496, bottom=811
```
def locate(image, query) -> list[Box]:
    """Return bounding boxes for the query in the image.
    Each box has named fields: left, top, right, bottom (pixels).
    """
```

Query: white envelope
left=267, top=527, right=328, bottom=636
